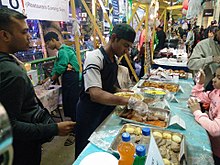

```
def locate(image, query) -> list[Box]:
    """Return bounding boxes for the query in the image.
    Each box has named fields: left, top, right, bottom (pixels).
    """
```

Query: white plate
left=79, top=152, right=118, bottom=165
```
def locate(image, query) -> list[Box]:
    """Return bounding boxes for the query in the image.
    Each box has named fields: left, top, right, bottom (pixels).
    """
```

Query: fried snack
left=153, top=131, right=163, bottom=138
left=163, top=132, right=172, bottom=139
left=125, top=127, right=134, bottom=134
left=134, top=127, right=142, bottom=135
left=147, top=115, right=159, bottom=121
left=163, top=158, right=171, bottom=165
left=120, top=109, right=132, bottom=118
left=172, top=135, right=182, bottom=144
left=158, top=139, right=167, bottom=147
left=171, top=141, right=180, bottom=152
left=160, top=146, right=167, bottom=157
left=142, top=81, right=178, bottom=92
left=154, top=112, right=166, bottom=121
left=131, top=113, right=144, bottom=122
left=155, top=136, right=163, bottom=144
left=170, top=151, right=179, bottom=164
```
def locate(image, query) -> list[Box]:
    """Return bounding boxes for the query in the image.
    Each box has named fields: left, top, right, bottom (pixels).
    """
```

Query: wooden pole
left=37, top=21, right=47, bottom=58
left=164, top=8, right=167, bottom=32
left=81, top=0, right=106, bottom=44
left=97, top=0, right=112, bottom=27
left=127, top=2, right=140, bottom=24
left=159, top=9, right=165, bottom=21
left=70, top=0, right=82, bottom=72
left=92, top=0, right=97, bottom=48
left=135, top=16, right=145, bottom=32
left=144, top=4, right=149, bottom=75
left=124, top=54, right=139, bottom=82
left=151, top=19, right=156, bottom=61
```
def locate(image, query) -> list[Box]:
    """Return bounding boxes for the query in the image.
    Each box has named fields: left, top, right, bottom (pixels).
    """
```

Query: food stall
left=73, top=77, right=214, bottom=165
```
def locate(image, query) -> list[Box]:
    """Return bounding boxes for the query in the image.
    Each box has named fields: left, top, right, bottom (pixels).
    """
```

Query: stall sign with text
left=0, top=0, right=69, bottom=21
left=0, top=0, right=23, bottom=13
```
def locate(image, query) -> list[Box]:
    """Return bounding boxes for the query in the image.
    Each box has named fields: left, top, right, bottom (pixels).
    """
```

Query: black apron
left=75, top=47, right=118, bottom=158
left=61, top=70, right=80, bottom=121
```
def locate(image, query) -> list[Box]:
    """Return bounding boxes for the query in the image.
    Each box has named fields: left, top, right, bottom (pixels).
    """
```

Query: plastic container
left=133, top=145, right=146, bottom=165
left=118, top=132, right=135, bottom=165
left=140, top=128, right=150, bottom=154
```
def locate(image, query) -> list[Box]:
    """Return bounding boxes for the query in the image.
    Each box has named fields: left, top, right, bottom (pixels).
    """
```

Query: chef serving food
left=75, top=23, right=149, bottom=158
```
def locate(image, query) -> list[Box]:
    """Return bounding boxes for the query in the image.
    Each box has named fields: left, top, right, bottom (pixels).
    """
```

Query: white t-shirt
left=83, top=49, right=104, bottom=91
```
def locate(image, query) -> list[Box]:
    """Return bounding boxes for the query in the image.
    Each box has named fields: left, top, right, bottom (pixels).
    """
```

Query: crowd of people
left=1, top=6, right=220, bottom=165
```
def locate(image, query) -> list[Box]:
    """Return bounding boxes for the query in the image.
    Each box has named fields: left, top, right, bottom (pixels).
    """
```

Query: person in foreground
left=44, top=32, right=81, bottom=146
left=188, top=67, right=220, bottom=165
left=75, top=23, right=149, bottom=158
left=0, top=7, right=75, bottom=165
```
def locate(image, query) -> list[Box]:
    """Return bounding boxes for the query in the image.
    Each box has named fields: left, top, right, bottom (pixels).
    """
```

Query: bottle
left=140, top=128, right=150, bottom=154
left=133, top=145, right=146, bottom=165
left=118, top=132, right=135, bottom=165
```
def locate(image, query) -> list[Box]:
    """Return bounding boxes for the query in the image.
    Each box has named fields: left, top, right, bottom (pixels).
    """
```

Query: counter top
left=73, top=79, right=214, bottom=165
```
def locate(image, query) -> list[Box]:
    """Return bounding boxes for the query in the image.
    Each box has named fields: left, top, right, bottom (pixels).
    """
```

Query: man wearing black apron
left=75, top=23, right=149, bottom=158
left=44, top=32, right=81, bottom=145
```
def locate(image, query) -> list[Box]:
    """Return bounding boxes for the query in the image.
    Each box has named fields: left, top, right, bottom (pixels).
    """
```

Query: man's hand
left=128, top=96, right=148, bottom=115
left=57, top=121, right=76, bottom=136
left=187, top=98, right=201, bottom=113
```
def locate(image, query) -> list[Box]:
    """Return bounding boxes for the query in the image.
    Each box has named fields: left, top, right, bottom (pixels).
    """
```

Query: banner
left=112, top=0, right=119, bottom=25
left=0, top=0, right=69, bottom=21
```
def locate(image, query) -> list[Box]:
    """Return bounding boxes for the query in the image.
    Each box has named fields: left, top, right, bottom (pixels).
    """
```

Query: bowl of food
left=141, top=87, right=167, bottom=100
left=114, top=92, right=144, bottom=101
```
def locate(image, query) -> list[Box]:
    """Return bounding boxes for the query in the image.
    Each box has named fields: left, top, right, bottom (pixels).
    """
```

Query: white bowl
left=79, top=152, right=118, bottom=165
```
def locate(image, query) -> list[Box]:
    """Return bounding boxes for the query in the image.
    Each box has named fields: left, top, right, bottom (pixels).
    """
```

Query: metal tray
left=138, top=80, right=179, bottom=93
left=109, top=123, right=145, bottom=154
left=118, top=107, right=171, bottom=128
left=109, top=123, right=187, bottom=164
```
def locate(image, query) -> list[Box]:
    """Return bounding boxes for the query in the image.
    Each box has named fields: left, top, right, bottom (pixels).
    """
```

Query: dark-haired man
left=188, top=28, right=220, bottom=91
left=0, top=7, right=75, bottom=165
left=44, top=31, right=81, bottom=146
left=75, top=23, right=149, bottom=157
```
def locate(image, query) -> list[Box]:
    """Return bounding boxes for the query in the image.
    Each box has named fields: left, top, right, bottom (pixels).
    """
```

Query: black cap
left=44, top=32, right=59, bottom=42
left=111, top=23, right=136, bottom=43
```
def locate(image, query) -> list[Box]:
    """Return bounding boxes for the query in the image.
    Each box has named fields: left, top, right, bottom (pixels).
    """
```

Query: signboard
left=203, top=9, right=214, bottom=17
left=112, top=0, right=119, bottom=25
left=0, top=0, right=69, bottom=21
left=0, top=0, right=23, bottom=13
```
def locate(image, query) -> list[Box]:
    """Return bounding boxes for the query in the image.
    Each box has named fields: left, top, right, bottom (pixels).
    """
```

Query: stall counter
left=73, top=78, right=214, bottom=165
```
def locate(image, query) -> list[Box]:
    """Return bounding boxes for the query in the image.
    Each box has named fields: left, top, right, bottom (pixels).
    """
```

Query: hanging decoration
left=182, top=0, right=189, bottom=10
left=128, top=0, right=133, bottom=22
left=186, top=0, right=203, bottom=19
left=71, top=18, right=81, bottom=36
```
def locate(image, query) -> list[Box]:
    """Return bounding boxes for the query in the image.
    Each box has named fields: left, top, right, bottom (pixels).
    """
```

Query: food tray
left=138, top=80, right=179, bottom=93
left=118, top=107, right=171, bottom=128
left=140, top=87, right=168, bottom=101
left=109, top=124, right=187, bottom=165
left=150, top=69, right=188, bottom=79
